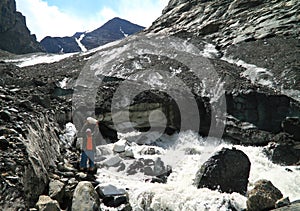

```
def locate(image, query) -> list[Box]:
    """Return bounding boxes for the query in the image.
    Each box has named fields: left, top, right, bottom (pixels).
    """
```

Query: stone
left=96, top=184, right=126, bottom=198
left=271, top=201, right=300, bottom=211
left=72, top=181, right=100, bottom=211
left=35, top=195, right=61, bottom=211
left=96, top=184, right=128, bottom=208
left=265, top=133, right=300, bottom=165
left=113, top=139, right=127, bottom=153
left=195, top=148, right=251, bottom=195
left=282, top=117, right=300, bottom=141
left=275, top=197, right=291, bottom=208
left=0, top=136, right=9, bottom=150
left=0, top=110, right=11, bottom=122
left=247, top=179, right=283, bottom=211
left=48, top=179, right=65, bottom=203
left=102, top=155, right=122, bottom=167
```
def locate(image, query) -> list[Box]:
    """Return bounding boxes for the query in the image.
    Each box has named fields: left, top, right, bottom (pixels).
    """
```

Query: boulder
left=247, top=179, right=283, bottom=211
left=271, top=201, right=300, bottom=211
left=102, top=155, right=122, bottom=167
left=113, top=139, right=127, bottom=153
left=282, top=117, right=300, bottom=141
left=48, top=179, right=65, bottom=204
left=127, top=157, right=172, bottom=183
left=96, top=184, right=129, bottom=208
left=72, top=181, right=100, bottom=211
left=195, top=147, right=251, bottom=195
left=264, top=133, right=300, bottom=165
left=35, top=195, right=61, bottom=211
left=275, top=197, right=291, bottom=209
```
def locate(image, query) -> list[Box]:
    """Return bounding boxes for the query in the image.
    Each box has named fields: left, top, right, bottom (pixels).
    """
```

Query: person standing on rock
left=78, top=116, right=103, bottom=172
left=80, top=128, right=96, bottom=172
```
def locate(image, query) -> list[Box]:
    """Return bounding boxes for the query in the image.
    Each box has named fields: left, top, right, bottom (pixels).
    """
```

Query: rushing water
left=95, top=130, right=300, bottom=211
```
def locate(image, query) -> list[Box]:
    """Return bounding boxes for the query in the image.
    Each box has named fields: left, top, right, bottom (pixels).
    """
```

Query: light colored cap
left=86, top=128, right=92, bottom=133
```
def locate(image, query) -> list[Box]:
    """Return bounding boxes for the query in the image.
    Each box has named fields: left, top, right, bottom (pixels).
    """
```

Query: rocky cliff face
left=41, top=17, right=145, bottom=53
left=0, top=0, right=44, bottom=54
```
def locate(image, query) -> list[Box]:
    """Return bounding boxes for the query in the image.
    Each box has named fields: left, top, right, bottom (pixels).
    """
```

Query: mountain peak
left=40, top=17, right=144, bottom=53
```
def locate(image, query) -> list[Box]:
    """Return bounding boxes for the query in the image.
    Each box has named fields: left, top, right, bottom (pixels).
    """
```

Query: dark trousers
left=80, top=150, right=95, bottom=169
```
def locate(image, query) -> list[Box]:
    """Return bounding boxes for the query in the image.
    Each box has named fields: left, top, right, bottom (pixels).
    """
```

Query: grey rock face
left=195, top=147, right=251, bottom=195
left=0, top=0, right=44, bottom=54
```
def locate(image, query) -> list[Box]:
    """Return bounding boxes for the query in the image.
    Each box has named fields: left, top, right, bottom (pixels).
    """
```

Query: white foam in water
left=96, top=130, right=300, bottom=210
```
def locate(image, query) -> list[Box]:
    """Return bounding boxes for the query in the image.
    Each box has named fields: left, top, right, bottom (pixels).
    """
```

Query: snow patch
left=223, top=57, right=276, bottom=88
left=4, top=53, right=77, bottom=67
left=201, top=43, right=220, bottom=58
left=75, top=34, right=87, bottom=52
left=120, top=27, right=128, bottom=37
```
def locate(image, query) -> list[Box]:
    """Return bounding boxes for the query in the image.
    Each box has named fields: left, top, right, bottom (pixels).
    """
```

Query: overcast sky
left=15, top=0, right=169, bottom=41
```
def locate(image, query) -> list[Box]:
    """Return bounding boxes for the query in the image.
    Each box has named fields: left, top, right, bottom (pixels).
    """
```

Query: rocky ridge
left=41, top=17, right=145, bottom=53
left=0, top=0, right=44, bottom=54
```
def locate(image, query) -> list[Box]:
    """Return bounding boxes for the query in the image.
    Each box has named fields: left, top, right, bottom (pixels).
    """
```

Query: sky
left=15, top=0, right=169, bottom=41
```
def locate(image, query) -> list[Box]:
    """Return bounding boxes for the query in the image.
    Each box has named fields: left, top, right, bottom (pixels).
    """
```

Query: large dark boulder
left=194, top=147, right=251, bottom=195
left=0, top=0, right=44, bottom=54
left=247, top=179, right=283, bottom=211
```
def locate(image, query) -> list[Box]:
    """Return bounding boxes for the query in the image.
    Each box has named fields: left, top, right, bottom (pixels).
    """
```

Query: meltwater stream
left=95, top=131, right=300, bottom=211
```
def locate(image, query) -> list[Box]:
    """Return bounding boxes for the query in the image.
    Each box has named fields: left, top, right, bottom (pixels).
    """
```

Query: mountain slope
left=0, top=0, right=44, bottom=54
left=40, top=17, right=145, bottom=53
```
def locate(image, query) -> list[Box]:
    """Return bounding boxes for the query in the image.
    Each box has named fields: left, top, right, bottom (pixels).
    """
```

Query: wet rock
left=271, top=201, right=300, bottom=211
left=48, top=179, right=65, bottom=204
left=247, top=179, right=283, bottom=211
left=195, top=147, right=251, bottom=195
left=264, top=133, right=300, bottom=165
left=282, top=117, right=300, bottom=141
left=102, top=155, right=122, bottom=167
left=96, top=184, right=129, bottom=208
left=113, top=139, right=127, bottom=153
left=126, top=157, right=172, bottom=183
left=35, top=195, right=61, bottom=211
left=72, top=181, right=100, bottom=211
left=275, top=197, right=291, bottom=209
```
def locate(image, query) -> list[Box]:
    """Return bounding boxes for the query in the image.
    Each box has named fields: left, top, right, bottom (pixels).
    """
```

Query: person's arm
left=78, top=121, right=88, bottom=138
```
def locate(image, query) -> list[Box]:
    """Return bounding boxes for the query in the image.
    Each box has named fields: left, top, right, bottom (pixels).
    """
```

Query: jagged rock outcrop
left=41, top=17, right=145, bottom=53
left=0, top=0, right=44, bottom=54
